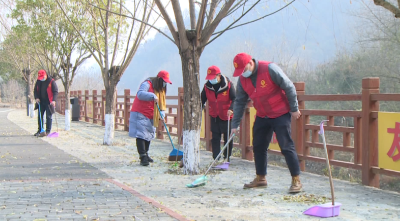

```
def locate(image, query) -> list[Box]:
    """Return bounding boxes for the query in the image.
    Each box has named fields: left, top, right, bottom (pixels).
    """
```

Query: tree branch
left=189, top=0, right=196, bottom=29
left=374, top=0, right=400, bottom=18
left=54, top=0, right=101, bottom=66
left=154, top=0, right=179, bottom=45
left=88, top=1, right=176, bottom=44
left=196, top=0, right=207, bottom=45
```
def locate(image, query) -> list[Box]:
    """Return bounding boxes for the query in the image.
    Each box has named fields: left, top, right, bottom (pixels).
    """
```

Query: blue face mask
left=242, top=70, right=252, bottom=78
left=40, top=79, right=46, bottom=82
left=163, top=82, right=167, bottom=87
left=209, top=78, right=219, bottom=85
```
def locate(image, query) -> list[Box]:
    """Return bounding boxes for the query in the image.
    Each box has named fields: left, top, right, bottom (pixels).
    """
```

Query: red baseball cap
left=233, top=53, right=252, bottom=77
left=205, top=65, right=221, bottom=80
left=37, top=69, right=47, bottom=80
left=157, top=70, right=172, bottom=84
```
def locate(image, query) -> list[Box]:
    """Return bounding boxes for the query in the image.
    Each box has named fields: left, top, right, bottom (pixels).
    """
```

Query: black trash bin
left=70, top=97, right=80, bottom=121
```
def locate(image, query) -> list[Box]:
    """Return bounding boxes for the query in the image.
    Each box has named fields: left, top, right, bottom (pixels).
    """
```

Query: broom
left=155, top=103, right=183, bottom=161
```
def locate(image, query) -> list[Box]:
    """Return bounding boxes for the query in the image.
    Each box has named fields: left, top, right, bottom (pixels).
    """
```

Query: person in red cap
left=201, top=65, right=236, bottom=162
left=129, top=70, right=172, bottom=166
left=33, top=69, right=58, bottom=137
left=230, top=53, right=302, bottom=193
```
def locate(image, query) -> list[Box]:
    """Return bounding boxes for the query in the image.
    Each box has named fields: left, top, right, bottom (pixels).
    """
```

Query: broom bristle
left=168, top=155, right=183, bottom=161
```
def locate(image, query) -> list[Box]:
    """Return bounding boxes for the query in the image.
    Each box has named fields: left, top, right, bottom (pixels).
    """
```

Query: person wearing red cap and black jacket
left=201, top=65, right=236, bottom=162
left=33, top=69, right=58, bottom=137
left=129, top=70, right=172, bottom=166
left=230, top=53, right=302, bottom=193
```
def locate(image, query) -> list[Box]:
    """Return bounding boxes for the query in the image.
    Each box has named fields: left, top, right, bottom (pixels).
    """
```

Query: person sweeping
left=230, top=53, right=302, bottom=193
left=129, top=70, right=172, bottom=166
left=201, top=65, right=235, bottom=162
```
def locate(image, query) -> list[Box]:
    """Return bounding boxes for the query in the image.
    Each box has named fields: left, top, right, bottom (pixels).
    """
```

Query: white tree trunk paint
left=103, top=114, right=115, bottom=145
left=65, top=109, right=71, bottom=131
left=29, top=104, right=35, bottom=118
left=183, top=129, right=201, bottom=175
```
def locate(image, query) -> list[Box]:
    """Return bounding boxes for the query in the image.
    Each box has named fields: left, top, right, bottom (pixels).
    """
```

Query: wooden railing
left=56, top=77, right=400, bottom=188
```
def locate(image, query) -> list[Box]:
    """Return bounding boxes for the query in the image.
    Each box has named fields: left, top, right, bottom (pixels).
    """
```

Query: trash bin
left=70, top=97, right=80, bottom=121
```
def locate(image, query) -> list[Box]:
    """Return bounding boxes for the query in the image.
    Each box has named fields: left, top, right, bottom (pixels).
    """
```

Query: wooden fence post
left=177, top=87, right=184, bottom=145
left=101, top=90, right=106, bottom=126
left=293, top=82, right=305, bottom=171
left=124, top=89, right=130, bottom=132
left=85, top=90, right=89, bottom=122
left=77, top=90, right=82, bottom=120
left=241, top=106, right=252, bottom=160
left=93, top=90, right=97, bottom=124
left=361, top=77, right=380, bottom=187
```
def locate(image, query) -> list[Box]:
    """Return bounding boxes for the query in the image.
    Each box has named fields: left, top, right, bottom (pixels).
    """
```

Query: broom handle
left=156, top=103, right=176, bottom=150
left=204, top=133, right=235, bottom=176
left=321, top=133, right=335, bottom=205
left=226, top=117, right=230, bottom=161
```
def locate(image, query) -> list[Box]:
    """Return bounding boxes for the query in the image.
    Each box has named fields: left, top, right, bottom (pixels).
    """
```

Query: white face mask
left=242, top=70, right=252, bottom=78
left=209, top=78, right=219, bottom=85
left=163, top=82, right=167, bottom=87
left=242, top=64, right=252, bottom=78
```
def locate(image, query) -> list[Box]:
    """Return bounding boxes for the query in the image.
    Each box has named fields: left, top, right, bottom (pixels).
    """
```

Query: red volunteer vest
left=240, top=61, right=290, bottom=118
left=130, top=80, right=154, bottom=119
left=205, top=81, right=233, bottom=121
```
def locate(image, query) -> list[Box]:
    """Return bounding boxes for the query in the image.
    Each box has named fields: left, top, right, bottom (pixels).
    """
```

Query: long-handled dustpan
left=156, top=103, right=183, bottom=161
left=303, top=120, right=341, bottom=218
left=47, top=104, right=59, bottom=138
left=36, top=103, right=46, bottom=138
left=186, top=133, right=235, bottom=188
left=212, top=117, right=231, bottom=171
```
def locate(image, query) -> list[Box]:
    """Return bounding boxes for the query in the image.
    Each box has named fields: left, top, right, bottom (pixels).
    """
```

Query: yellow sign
left=201, top=111, right=205, bottom=138
left=233, top=62, right=238, bottom=68
left=249, top=107, right=280, bottom=151
left=86, top=100, right=93, bottom=118
left=207, top=69, right=211, bottom=74
left=378, top=112, right=400, bottom=172
left=222, top=91, right=228, bottom=96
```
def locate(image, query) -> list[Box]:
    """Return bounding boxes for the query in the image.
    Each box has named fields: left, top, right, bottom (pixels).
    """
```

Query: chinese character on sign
left=387, top=122, right=400, bottom=162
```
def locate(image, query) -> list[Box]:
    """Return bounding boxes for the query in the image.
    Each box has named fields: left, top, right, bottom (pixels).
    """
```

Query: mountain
left=118, top=0, right=362, bottom=96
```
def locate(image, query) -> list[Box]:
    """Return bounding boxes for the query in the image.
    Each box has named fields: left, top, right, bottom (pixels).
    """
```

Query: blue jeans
left=252, top=112, right=300, bottom=176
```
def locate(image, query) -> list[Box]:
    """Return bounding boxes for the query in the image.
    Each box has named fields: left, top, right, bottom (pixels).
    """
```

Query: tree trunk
left=64, top=87, right=71, bottom=131
left=26, top=71, right=35, bottom=118
left=181, top=46, right=202, bottom=175
left=103, top=81, right=117, bottom=145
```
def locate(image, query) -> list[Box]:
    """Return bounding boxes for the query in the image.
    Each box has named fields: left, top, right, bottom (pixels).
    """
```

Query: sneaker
left=33, top=131, right=40, bottom=136
left=38, top=132, right=47, bottom=137
left=288, top=175, right=303, bottom=193
left=140, top=155, right=149, bottom=166
left=147, top=154, right=154, bottom=163
left=243, top=175, right=268, bottom=189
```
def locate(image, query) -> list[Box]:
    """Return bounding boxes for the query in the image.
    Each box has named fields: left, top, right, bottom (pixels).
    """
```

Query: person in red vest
left=34, top=70, right=58, bottom=137
left=201, top=65, right=236, bottom=162
left=129, top=70, right=172, bottom=166
left=230, top=53, right=302, bottom=193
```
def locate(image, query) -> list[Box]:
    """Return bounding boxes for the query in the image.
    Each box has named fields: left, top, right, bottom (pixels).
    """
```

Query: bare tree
left=154, top=0, right=296, bottom=174
left=56, top=0, right=160, bottom=144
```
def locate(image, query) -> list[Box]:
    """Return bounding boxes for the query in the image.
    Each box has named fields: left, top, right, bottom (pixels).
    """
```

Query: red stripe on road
left=106, top=179, right=190, bottom=221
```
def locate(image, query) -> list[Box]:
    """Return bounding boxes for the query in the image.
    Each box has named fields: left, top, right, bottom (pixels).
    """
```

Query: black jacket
left=34, top=76, right=58, bottom=104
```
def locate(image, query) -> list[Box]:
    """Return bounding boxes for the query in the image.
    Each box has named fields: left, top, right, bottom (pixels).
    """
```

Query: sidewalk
left=6, top=109, right=400, bottom=220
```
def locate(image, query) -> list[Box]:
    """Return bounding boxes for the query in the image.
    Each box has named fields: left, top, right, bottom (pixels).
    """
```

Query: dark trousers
left=210, top=117, right=233, bottom=160
left=252, top=112, right=300, bottom=176
left=136, top=138, right=150, bottom=155
left=37, top=103, right=53, bottom=133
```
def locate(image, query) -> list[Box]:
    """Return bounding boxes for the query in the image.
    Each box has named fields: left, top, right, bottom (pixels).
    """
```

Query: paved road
left=0, top=108, right=180, bottom=221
